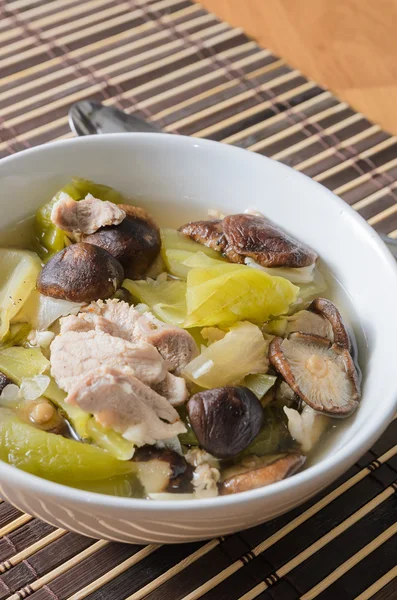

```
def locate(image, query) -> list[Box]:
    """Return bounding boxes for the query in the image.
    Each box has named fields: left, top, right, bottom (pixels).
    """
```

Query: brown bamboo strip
left=241, top=95, right=344, bottom=151
left=0, top=514, right=32, bottom=537
left=6, top=540, right=109, bottom=600
left=0, top=26, right=240, bottom=138
left=236, top=486, right=397, bottom=600
left=65, top=544, right=160, bottom=600
left=313, top=136, right=397, bottom=183
left=0, top=0, right=121, bottom=47
left=119, top=41, right=259, bottom=102
left=6, top=0, right=78, bottom=15
left=163, top=68, right=302, bottom=131
left=368, top=202, right=397, bottom=226
left=272, top=114, right=374, bottom=162
left=177, top=446, right=397, bottom=600
left=4, top=0, right=87, bottom=24
left=292, top=124, right=381, bottom=171
left=0, top=529, right=66, bottom=573
left=124, top=539, right=220, bottom=600
left=1, top=11, right=217, bottom=118
left=300, top=523, right=397, bottom=599
left=191, top=81, right=316, bottom=139
left=136, top=48, right=272, bottom=111
left=0, top=4, right=204, bottom=97
left=354, top=565, right=397, bottom=600
left=333, top=158, right=397, bottom=196
left=352, top=182, right=397, bottom=211
left=150, top=56, right=284, bottom=121
left=96, top=22, right=229, bottom=81
left=110, top=23, right=239, bottom=87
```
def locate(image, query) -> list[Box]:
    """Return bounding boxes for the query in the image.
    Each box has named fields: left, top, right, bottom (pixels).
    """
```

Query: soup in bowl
left=0, top=133, right=395, bottom=543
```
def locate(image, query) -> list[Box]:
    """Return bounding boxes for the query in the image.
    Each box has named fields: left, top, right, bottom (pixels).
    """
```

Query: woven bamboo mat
left=1, top=0, right=397, bottom=599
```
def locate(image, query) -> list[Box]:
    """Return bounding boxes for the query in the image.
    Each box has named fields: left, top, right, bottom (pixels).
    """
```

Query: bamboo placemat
left=1, top=0, right=397, bottom=598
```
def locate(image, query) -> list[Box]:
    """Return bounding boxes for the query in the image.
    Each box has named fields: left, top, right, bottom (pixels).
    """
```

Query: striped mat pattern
left=1, top=0, right=397, bottom=598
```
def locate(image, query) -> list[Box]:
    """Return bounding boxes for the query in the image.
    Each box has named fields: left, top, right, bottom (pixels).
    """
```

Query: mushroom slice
left=37, top=243, right=124, bottom=303
left=222, top=214, right=317, bottom=268
left=219, top=453, right=305, bottom=495
left=309, top=298, right=350, bottom=350
left=178, top=219, right=226, bottom=253
left=84, top=204, right=161, bottom=279
left=187, top=386, right=264, bottom=459
left=285, top=309, right=333, bottom=340
left=269, top=333, right=360, bottom=416
left=133, top=446, right=193, bottom=494
left=179, top=214, right=317, bottom=268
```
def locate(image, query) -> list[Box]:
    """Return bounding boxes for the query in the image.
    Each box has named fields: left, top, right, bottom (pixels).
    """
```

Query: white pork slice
left=50, top=329, right=167, bottom=392
left=66, top=367, right=186, bottom=445
left=51, top=193, right=126, bottom=235
left=152, top=372, right=188, bottom=407
left=79, top=300, right=199, bottom=374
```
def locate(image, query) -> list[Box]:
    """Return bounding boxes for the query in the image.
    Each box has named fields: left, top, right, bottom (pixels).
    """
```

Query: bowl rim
left=1, top=132, right=397, bottom=513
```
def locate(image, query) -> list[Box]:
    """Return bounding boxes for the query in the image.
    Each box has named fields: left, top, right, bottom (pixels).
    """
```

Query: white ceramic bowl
left=0, top=133, right=396, bottom=544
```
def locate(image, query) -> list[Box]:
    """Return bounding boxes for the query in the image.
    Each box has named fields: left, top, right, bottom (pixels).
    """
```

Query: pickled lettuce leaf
left=177, top=405, right=199, bottom=446
left=0, top=323, right=31, bottom=351
left=183, top=322, right=269, bottom=388
left=34, top=177, right=129, bottom=260
left=0, top=249, right=41, bottom=340
left=87, top=418, right=135, bottom=460
left=240, top=404, right=294, bottom=458
left=243, top=374, right=277, bottom=399
left=185, top=263, right=298, bottom=327
left=123, top=278, right=187, bottom=326
left=0, top=410, right=134, bottom=484
left=0, top=346, right=89, bottom=438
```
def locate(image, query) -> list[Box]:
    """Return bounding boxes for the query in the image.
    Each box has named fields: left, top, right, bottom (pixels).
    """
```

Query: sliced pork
left=50, top=329, right=167, bottom=392
left=66, top=367, right=186, bottom=445
left=51, top=193, right=126, bottom=235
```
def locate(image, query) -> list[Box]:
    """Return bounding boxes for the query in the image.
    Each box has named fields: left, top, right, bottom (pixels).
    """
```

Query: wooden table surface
left=200, top=0, right=397, bottom=136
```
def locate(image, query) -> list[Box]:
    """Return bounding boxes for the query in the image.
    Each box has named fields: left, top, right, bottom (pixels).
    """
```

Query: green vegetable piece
left=185, top=263, right=298, bottom=328
left=240, top=404, right=294, bottom=458
left=72, top=473, right=143, bottom=498
left=0, top=346, right=89, bottom=438
left=87, top=418, right=135, bottom=460
left=123, top=278, right=187, bottom=326
left=177, top=405, right=199, bottom=446
left=0, top=323, right=31, bottom=351
left=34, top=177, right=129, bottom=260
left=243, top=374, right=277, bottom=399
left=183, top=322, right=269, bottom=389
left=0, top=249, right=41, bottom=340
left=0, top=410, right=135, bottom=484
left=161, top=228, right=221, bottom=257
left=161, top=229, right=224, bottom=279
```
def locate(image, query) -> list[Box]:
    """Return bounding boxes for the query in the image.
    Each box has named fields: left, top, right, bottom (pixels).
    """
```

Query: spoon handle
left=69, top=101, right=161, bottom=136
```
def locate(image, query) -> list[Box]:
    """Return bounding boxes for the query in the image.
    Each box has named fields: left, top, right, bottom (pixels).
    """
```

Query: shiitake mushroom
left=83, top=205, right=161, bottom=279
left=37, top=242, right=124, bottom=303
left=187, top=386, right=264, bottom=459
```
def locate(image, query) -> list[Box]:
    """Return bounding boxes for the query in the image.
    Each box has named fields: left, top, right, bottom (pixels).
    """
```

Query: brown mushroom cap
left=84, top=204, right=161, bottom=279
left=37, top=242, right=124, bottom=303
left=179, top=214, right=317, bottom=268
left=309, top=298, right=351, bottom=351
left=285, top=309, right=333, bottom=340
left=269, top=333, right=361, bottom=417
left=219, top=453, right=305, bottom=495
left=187, top=386, right=264, bottom=459
left=133, top=446, right=193, bottom=494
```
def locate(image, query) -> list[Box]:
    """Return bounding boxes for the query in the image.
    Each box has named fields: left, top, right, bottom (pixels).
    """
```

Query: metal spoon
left=68, top=100, right=397, bottom=259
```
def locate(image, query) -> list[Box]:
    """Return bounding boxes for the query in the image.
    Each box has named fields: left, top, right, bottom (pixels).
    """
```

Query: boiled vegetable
left=0, top=249, right=41, bottom=340
left=161, top=229, right=224, bottom=278
left=240, top=404, right=294, bottom=458
left=14, top=290, right=82, bottom=331
left=0, top=410, right=134, bottom=484
left=123, top=278, right=187, bottom=326
left=243, top=374, right=277, bottom=400
left=185, top=263, right=298, bottom=328
left=183, top=322, right=269, bottom=388
left=0, top=346, right=89, bottom=438
left=0, top=323, right=31, bottom=351
left=87, top=418, right=135, bottom=460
